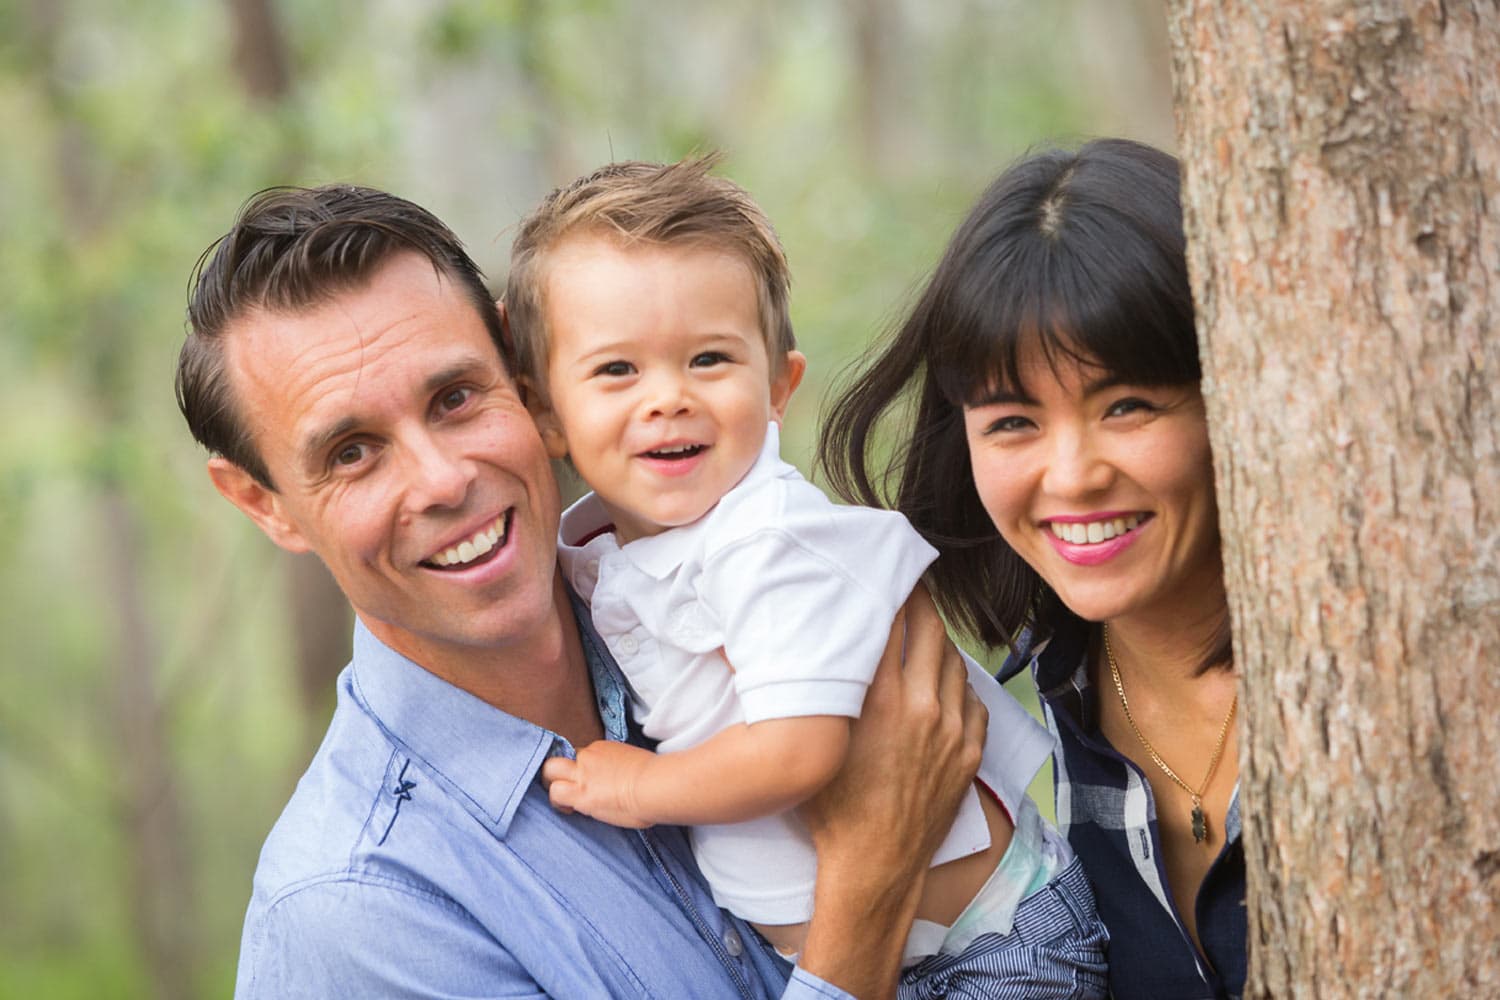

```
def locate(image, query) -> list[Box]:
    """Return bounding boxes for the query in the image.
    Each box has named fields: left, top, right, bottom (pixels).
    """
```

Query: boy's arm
left=542, top=715, right=851, bottom=829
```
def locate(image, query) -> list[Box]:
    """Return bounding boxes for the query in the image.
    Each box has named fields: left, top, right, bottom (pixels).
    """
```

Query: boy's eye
left=690, top=351, right=731, bottom=368
left=594, top=361, right=635, bottom=377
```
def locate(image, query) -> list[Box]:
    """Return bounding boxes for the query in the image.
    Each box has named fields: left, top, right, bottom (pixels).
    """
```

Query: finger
left=548, top=779, right=578, bottom=814
left=959, top=685, right=989, bottom=774
left=934, top=635, right=967, bottom=715
left=867, top=604, right=908, bottom=704
left=540, top=756, right=576, bottom=788
left=897, top=583, right=946, bottom=695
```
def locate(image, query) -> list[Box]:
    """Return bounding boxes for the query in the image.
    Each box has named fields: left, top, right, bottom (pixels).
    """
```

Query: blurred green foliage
left=0, top=0, right=1170, bottom=994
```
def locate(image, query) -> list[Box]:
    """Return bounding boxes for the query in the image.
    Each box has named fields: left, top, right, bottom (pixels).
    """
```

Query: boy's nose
left=644, top=375, right=693, bottom=418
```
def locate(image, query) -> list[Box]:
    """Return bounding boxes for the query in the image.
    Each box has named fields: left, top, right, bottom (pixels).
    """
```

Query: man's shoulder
left=246, top=684, right=422, bottom=911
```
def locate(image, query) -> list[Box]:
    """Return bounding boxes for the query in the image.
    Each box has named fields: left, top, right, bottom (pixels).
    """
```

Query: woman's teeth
left=1049, top=514, right=1143, bottom=545
left=430, top=514, right=507, bottom=567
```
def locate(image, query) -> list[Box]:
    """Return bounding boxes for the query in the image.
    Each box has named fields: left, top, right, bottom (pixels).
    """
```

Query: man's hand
left=795, top=584, right=988, bottom=1000
left=541, top=741, right=658, bottom=829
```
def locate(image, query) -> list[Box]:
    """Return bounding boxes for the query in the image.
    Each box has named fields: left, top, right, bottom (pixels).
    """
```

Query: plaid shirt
left=1000, top=623, right=1246, bottom=1000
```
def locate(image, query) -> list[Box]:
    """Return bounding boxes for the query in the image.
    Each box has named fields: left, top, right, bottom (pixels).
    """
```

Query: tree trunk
left=1166, top=1, right=1499, bottom=995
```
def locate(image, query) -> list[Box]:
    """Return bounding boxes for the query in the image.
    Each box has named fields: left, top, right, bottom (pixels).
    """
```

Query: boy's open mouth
left=423, top=510, right=513, bottom=569
left=642, top=443, right=707, bottom=461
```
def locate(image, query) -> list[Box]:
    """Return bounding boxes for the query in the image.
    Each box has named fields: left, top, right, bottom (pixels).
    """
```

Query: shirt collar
left=347, top=588, right=631, bottom=839
left=557, top=421, right=795, bottom=582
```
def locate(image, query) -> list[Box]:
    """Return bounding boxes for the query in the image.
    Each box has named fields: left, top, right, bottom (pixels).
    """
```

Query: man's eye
left=333, top=442, right=368, bottom=468
left=595, top=361, right=634, bottom=377
left=436, top=386, right=473, bottom=414
left=691, top=351, right=731, bottom=368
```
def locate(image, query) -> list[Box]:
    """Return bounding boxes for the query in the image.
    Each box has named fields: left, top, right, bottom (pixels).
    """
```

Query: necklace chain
left=1103, top=624, right=1236, bottom=845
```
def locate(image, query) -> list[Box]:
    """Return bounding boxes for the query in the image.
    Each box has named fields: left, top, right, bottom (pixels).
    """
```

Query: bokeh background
left=0, top=1, right=1173, bottom=996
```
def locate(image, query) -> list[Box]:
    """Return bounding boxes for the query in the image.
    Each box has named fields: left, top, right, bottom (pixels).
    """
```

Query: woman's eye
left=595, top=361, right=634, bottom=377
left=984, top=415, right=1034, bottom=435
left=690, top=351, right=731, bottom=368
left=1105, top=397, right=1155, bottom=418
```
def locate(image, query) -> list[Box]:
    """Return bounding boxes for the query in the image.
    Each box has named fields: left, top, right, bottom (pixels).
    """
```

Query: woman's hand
left=795, top=584, right=987, bottom=999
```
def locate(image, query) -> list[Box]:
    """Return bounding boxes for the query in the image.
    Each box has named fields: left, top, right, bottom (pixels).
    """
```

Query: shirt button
left=588, top=558, right=601, bottom=575
left=618, top=635, right=639, bottom=656
left=722, top=927, right=744, bottom=957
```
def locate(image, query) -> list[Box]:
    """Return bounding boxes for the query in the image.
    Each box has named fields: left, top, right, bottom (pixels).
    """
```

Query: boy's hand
left=540, top=741, right=656, bottom=829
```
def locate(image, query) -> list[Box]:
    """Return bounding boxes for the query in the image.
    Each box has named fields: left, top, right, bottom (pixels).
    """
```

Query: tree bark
left=1166, top=1, right=1499, bottom=995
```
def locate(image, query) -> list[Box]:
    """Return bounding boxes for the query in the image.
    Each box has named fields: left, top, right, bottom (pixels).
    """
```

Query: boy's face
left=534, top=234, right=804, bottom=543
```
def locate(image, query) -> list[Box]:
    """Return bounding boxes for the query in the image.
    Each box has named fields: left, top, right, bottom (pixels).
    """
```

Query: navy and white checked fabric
left=1000, top=622, right=1247, bottom=1000
left=897, top=856, right=1107, bottom=999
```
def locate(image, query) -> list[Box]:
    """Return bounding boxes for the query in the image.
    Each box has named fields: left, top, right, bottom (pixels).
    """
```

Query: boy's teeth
left=430, top=515, right=507, bottom=567
left=1050, top=515, right=1142, bottom=545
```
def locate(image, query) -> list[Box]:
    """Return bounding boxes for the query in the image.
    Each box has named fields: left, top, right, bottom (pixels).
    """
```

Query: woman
left=820, top=137, right=1245, bottom=999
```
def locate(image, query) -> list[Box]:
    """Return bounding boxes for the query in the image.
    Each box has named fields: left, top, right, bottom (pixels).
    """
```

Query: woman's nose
left=1041, top=429, right=1113, bottom=499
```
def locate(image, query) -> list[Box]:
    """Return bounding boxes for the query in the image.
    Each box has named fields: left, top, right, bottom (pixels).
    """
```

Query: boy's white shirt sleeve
left=695, top=479, right=937, bottom=725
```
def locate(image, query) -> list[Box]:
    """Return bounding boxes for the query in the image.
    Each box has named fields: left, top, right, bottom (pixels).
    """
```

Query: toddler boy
left=510, top=157, right=1107, bottom=996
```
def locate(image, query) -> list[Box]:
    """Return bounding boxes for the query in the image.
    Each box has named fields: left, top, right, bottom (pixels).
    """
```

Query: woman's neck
left=1101, top=569, right=1231, bottom=687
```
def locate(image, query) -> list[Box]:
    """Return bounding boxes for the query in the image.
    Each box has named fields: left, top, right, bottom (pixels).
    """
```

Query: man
left=178, top=184, right=986, bottom=998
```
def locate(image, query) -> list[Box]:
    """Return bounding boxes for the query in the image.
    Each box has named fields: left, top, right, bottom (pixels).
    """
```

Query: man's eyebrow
left=300, top=416, right=360, bottom=468
left=298, top=354, right=497, bottom=465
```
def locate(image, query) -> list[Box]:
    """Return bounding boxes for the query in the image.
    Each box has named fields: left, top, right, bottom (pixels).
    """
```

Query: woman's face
left=962, top=346, right=1222, bottom=626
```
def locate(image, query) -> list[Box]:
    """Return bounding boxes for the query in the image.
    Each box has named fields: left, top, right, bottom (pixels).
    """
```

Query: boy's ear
left=519, top=375, right=571, bottom=460
left=769, top=350, right=807, bottom=424
left=206, top=458, right=312, bottom=554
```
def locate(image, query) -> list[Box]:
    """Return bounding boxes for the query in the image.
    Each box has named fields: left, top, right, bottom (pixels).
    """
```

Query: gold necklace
left=1103, top=625, right=1236, bottom=845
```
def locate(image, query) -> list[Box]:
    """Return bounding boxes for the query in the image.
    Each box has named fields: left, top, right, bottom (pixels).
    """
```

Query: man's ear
left=206, top=458, right=311, bottom=554
left=770, top=350, right=807, bottom=424
left=519, top=375, right=570, bottom=460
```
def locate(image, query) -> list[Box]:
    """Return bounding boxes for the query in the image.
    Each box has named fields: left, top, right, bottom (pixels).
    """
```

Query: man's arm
left=794, top=588, right=987, bottom=1000
left=236, top=878, right=534, bottom=999
left=542, top=715, right=851, bottom=828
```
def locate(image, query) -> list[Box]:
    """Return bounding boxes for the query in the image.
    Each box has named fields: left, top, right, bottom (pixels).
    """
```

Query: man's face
left=210, top=252, right=563, bottom=677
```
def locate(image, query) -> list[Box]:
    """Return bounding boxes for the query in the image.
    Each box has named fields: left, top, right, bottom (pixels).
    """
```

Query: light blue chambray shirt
left=233, top=600, right=851, bottom=999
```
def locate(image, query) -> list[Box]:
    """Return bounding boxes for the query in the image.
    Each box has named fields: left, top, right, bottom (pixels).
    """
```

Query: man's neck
left=365, top=576, right=605, bottom=748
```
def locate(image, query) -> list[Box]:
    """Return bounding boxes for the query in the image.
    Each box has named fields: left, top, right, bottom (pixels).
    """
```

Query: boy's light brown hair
left=505, top=154, right=795, bottom=394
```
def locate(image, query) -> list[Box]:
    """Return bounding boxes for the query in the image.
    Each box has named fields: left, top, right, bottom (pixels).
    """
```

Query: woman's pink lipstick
left=1043, top=513, right=1150, bottom=566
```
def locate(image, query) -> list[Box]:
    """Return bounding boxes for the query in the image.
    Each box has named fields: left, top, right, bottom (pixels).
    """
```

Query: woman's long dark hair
left=820, top=138, right=1231, bottom=668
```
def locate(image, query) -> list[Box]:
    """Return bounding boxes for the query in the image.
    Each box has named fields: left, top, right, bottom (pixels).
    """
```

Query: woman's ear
left=520, top=375, right=571, bottom=460
left=206, top=458, right=312, bottom=554
left=770, top=350, right=807, bottom=423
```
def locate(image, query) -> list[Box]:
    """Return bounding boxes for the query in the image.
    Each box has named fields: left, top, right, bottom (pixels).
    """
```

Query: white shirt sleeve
left=695, top=485, right=936, bottom=725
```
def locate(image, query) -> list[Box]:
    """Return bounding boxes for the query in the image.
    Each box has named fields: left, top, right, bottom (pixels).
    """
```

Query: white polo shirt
left=558, top=423, right=1055, bottom=925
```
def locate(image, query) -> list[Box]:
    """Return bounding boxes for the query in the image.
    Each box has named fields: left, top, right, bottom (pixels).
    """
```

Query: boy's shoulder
left=701, top=464, right=930, bottom=566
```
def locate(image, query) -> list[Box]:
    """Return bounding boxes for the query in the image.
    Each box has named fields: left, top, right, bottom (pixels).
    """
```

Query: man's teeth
left=430, top=515, right=507, bottom=567
left=1049, top=515, right=1144, bottom=545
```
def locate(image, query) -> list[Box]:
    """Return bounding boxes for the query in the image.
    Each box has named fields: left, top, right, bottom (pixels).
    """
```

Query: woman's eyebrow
left=970, top=385, right=1036, bottom=407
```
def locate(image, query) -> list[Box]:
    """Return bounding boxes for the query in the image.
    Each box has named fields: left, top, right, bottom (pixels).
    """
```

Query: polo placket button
left=721, top=927, right=744, bottom=957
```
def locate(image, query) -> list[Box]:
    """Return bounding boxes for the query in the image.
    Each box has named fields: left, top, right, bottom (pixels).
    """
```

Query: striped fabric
left=1000, top=623, right=1247, bottom=1000
left=897, top=857, right=1107, bottom=999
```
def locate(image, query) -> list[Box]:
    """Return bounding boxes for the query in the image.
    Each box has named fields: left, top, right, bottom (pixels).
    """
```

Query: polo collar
left=347, top=590, right=630, bottom=839
left=557, top=421, right=797, bottom=583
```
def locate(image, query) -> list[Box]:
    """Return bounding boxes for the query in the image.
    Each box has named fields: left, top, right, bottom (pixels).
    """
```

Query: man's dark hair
left=177, top=184, right=504, bottom=489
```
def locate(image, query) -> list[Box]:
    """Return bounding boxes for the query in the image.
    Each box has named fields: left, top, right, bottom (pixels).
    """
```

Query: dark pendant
left=1191, top=805, right=1207, bottom=843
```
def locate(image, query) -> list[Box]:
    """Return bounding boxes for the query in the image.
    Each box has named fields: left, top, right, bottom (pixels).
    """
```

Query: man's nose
left=403, top=435, right=474, bottom=511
